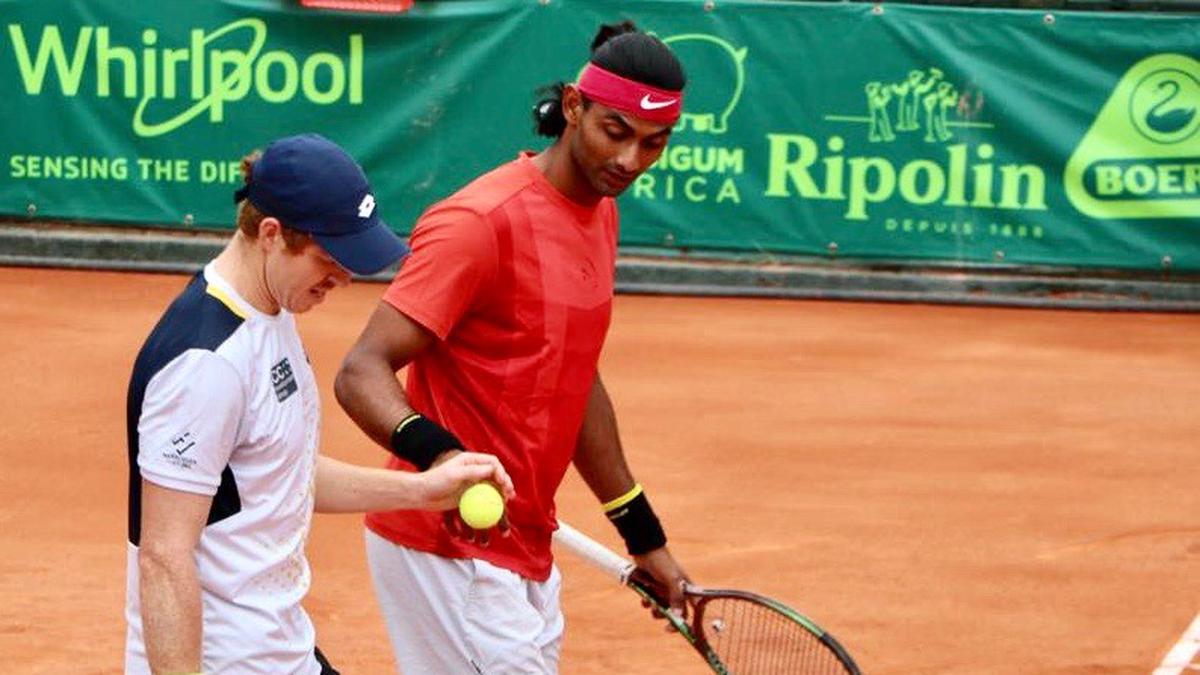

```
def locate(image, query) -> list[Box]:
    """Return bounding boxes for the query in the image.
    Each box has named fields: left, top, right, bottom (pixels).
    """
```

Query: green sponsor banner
left=1, top=0, right=1197, bottom=271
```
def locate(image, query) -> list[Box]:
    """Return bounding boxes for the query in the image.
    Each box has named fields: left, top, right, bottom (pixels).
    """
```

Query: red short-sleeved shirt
left=365, top=153, right=618, bottom=581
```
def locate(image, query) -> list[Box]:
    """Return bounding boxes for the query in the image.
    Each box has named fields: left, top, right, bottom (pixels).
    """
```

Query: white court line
left=1153, top=613, right=1200, bottom=675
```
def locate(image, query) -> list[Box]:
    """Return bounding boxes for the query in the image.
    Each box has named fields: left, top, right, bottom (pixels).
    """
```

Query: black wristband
left=388, top=414, right=462, bottom=471
left=605, top=491, right=667, bottom=555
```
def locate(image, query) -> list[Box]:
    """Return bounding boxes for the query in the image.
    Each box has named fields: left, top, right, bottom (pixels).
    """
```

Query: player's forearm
left=574, top=374, right=671, bottom=556
left=138, top=547, right=202, bottom=673
left=334, top=348, right=415, bottom=449
left=572, top=374, right=637, bottom=503
left=314, top=455, right=428, bottom=513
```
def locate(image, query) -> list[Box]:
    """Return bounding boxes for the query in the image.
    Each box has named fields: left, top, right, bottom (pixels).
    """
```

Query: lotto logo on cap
left=358, top=194, right=376, bottom=218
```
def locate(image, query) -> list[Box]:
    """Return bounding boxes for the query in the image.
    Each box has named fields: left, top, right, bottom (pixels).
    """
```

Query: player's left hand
left=442, top=508, right=511, bottom=547
left=430, top=450, right=513, bottom=547
left=418, top=450, right=515, bottom=511
left=633, top=546, right=693, bottom=631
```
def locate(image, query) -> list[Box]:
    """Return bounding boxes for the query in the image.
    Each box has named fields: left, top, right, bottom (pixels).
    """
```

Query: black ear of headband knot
left=234, top=186, right=249, bottom=204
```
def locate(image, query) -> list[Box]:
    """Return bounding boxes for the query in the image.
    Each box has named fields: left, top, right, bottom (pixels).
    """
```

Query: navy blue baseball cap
left=235, top=133, right=407, bottom=275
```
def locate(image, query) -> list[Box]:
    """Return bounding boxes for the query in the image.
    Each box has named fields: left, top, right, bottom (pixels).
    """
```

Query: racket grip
left=553, top=521, right=637, bottom=583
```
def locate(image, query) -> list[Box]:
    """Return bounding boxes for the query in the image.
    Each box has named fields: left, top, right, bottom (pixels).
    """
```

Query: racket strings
left=700, top=596, right=853, bottom=674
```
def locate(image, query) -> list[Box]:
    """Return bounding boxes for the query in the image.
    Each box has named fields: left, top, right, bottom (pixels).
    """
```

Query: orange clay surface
left=1, top=266, right=1198, bottom=674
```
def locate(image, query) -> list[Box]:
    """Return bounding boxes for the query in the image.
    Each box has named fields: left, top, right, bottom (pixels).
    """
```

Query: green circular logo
left=1129, top=68, right=1200, bottom=145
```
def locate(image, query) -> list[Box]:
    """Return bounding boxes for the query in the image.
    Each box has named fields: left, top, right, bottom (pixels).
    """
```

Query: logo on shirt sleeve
left=171, top=432, right=195, bottom=455
left=160, top=430, right=198, bottom=469
left=271, top=358, right=298, bottom=402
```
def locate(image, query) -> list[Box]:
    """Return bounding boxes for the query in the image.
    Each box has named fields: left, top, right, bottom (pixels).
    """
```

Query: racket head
left=689, top=587, right=862, bottom=675
left=627, top=570, right=861, bottom=675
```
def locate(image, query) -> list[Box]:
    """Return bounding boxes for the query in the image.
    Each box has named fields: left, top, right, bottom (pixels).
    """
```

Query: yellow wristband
left=393, top=412, right=422, bottom=436
left=601, top=483, right=644, bottom=513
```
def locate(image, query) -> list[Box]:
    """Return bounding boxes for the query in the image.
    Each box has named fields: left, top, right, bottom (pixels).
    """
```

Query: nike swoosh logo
left=640, top=94, right=677, bottom=110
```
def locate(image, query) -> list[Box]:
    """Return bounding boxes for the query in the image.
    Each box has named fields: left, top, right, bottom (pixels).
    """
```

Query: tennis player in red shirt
left=335, top=22, right=689, bottom=672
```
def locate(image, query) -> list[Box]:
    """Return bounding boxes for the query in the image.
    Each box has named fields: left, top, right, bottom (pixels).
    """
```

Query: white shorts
left=364, top=528, right=564, bottom=674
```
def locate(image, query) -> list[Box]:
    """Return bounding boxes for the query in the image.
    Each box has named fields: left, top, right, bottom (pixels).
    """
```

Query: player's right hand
left=418, top=451, right=515, bottom=512
left=633, top=546, right=693, bottom=631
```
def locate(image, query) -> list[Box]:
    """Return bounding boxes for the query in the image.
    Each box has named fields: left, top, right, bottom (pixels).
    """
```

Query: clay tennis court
left=1, top=266, right=1197, bottom=673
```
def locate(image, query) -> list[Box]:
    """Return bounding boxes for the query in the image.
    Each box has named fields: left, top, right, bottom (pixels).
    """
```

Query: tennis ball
left=458, top=482, right=504, bottom=530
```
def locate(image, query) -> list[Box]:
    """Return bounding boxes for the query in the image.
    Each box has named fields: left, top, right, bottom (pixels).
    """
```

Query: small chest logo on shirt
left=271, top=358, right=298, bottom=402
left=580, top=258, right=599, bottom=290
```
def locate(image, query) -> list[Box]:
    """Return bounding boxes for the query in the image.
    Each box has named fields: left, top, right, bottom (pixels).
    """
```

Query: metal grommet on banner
left=1161, top=255, right=1173, bottom=270
left=872, top=3, right=884, bottom=15
left=183, top=213, right=195, bottom=226
left=538, top=0, right=549, bottom=6
left=827, top=242, right=839, bottom=257
left=1043, top=13, right=1056, bottom=25
left=26, top=202, right=37, bottom=218
left=703, top=0, right=715, bottom=12
left=993, top=250, right=1006, bottom=262
left=663, top=231, right=676, bottom=246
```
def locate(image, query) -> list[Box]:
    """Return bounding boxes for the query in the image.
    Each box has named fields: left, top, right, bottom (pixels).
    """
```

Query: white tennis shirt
left=124, top=264, right=323, bottom=674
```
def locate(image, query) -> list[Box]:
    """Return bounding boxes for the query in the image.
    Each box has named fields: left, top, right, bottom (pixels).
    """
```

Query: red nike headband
left=576, top=63, right=683, bottom=124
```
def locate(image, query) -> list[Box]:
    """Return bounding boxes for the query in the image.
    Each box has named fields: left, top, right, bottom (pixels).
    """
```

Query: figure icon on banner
left=855, top=67, right=973, bottom=143
left=923, top=81, right=959, bottom=143
left=865, top=82, right=896, bottom=142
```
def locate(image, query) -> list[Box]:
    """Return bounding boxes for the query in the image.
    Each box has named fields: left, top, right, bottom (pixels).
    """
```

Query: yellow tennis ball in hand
left=458, top=482, right=504, bottom=529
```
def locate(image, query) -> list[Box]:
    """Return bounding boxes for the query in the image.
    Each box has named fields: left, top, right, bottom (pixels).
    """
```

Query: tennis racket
left=553, top=521, right=862, bottom=675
